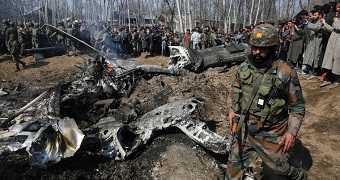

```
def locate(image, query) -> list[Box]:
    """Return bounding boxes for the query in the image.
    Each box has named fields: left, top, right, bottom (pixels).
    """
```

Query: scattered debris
left=0, top=89, right=8, bottom=97
left=0, top=52, right=230, bottom=169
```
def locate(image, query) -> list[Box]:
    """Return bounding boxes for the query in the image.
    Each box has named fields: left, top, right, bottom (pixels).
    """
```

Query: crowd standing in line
left=0, top=2, right=339, bottom=89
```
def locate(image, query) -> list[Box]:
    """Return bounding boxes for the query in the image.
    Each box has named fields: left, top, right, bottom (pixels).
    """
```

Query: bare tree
left=176, top=0, right=183, bottom=32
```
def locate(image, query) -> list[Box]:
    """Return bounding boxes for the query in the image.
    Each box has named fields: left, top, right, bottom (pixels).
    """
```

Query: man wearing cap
left=226, top=24, right=307, bottom=180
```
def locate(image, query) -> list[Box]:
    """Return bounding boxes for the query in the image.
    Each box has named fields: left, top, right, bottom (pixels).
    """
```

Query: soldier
left=209, top=27, right=218, bottom=47
left=131, top=29, right=139, bottom=56
left=6, top=21, right=17, bottom=51
left=66, top=24, right=76, bottom=49
left=25, top=22, right=33, bottom=49
left=2, top=19, right=9, bottom=53
left=9, top=34, right=26, bottom=72
left=32, top=23, right=41, bottom=48
left=17, top=21, right=27, bottom=55
left=57, top=22, right=66, bottom=46
left=226, top=24, right=307, bottom=180
left=46, top=26, right=57, bottom=46
left=200, top=30, right=209, bottom=49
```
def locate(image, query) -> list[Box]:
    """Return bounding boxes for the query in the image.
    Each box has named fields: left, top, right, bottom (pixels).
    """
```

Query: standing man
left=32, top=23, right=41, bottom=49
left=200, top=30, right=209, bottom=49
left=9, top=34, right=26, bottom=72
left=57, top=22, right=65, bottom=46
left=226, top=24, right=307, bottom=180
left=6, top=21, right=17, bottom=51
left=191, top=29, right=200, bottom=50
left=17, top=21, right=27, bottom=55
left=287, top=19, right=305, bottom=66
left=302, top=10, right=323, bottom=80
left=182, top=29, right=191, bottom=48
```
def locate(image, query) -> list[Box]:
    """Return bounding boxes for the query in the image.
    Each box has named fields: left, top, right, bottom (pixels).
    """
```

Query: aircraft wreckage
left=0, top=25, right=252, bottom=169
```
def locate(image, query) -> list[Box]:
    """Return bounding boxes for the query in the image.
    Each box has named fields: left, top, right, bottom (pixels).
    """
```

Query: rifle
left=230, top=116, right=239, bottom=152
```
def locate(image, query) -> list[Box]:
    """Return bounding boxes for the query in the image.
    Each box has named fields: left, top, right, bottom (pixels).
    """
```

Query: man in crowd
left=9, top=34, right=26, bottom=72
left=302, top=10, right=323, bottom=79
left=191, top=29, right=200, bottom=50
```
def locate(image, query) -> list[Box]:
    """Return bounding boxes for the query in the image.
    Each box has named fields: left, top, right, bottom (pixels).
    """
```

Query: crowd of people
left=0, top=2, right=339, bottom=88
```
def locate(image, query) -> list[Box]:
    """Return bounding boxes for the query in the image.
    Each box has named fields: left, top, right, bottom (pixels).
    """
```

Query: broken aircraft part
left=0, top=48, right=230, bottom=169
left=168, top=44, right=251, bottom=72
left=25, top=117, right=84, bottom=168
left=97, top=97, right=230, bottom=161
left=25, top=46, right=69, bottom=61
left=0, top=88, right=85, bottom=168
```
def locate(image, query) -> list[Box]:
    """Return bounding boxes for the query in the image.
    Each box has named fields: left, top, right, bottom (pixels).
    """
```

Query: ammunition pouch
left=238, top=60, right=287, bottom=124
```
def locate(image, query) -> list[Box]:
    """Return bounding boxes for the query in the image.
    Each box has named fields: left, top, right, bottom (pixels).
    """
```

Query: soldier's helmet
left=249, top=24, right=279, bottom=47
left=34, top=23, right=39, bottom=28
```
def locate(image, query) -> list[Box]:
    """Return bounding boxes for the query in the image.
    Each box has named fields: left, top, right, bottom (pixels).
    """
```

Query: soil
left=0, top=52, right=339, bottom=180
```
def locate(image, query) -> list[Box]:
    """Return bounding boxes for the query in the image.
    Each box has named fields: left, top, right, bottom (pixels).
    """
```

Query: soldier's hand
left=279, top=133, right=296, bottom=152
left=228, top=111, right=240, bottom=126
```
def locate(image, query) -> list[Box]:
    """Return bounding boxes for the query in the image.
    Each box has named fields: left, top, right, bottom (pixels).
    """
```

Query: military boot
left=285, top=166, right=308, bottom=180
left=15, top=64, right=20, bottom=72
left=21, top=62, right=26, bottom=69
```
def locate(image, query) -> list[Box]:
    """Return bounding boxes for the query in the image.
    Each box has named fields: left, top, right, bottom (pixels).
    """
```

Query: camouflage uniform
left=32, top=24, right=41, bottom=48
left=6, top=21, right=17, bottom=51
left=226, top=24, right=307, bottom=180
left=17, top=22, right=27, bottom=54
left=2, top=20, right=9, bottom=53
left=66, top=24, right=77, bottom=49
left=200, top=31, right=209, bottom=49
left=57, top=23, right=66, bottom=45
left=9, top=34, right=26, bottom=71
left=131, top=30, right=139, bottom=56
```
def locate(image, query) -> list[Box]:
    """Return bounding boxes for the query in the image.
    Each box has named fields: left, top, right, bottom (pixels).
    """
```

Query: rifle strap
left=236, top=73, right=264, bottom=133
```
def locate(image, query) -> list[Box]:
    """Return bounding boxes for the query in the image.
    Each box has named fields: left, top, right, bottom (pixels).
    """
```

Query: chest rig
left=232, top=60, right=288, bottom=124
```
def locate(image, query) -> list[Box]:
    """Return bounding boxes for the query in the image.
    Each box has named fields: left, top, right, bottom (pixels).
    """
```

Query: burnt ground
left=0, top=52, right=339, bottom=180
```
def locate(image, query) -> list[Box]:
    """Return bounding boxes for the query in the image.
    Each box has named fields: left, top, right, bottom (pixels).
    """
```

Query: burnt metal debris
left=168, top=44, right=251, bottom=72
left=0, top=25, right=251, bottom=169
left=0, top=54, right=230, bottom=168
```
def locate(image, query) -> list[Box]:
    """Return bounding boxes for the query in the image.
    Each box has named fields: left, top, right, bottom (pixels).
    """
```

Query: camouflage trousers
left=226, top=119, right=300, bottom=180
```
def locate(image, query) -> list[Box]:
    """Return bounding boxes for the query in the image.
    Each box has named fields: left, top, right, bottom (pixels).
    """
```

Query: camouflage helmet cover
left=249, top=24, right=279, bottom=47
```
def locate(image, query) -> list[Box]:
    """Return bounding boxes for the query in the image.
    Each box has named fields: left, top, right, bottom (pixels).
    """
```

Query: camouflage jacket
left=228, top=60, right=305, bottom=136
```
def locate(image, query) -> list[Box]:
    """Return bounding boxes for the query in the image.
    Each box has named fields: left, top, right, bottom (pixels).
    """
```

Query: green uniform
left=17, top=26, right=26, bottom=54
left=57, top=25, right=65, bottom=45
left=32, top=27, right=41, bottom=48
left=200, top=33, right=209, bottom=49
left=227, top=59, right=305, bottom=179
left=10, top=39, right=26, bottom=71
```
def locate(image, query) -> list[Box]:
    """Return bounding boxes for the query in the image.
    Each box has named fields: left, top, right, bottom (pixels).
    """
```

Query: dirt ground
left=0, top=52, right=339, bottom=180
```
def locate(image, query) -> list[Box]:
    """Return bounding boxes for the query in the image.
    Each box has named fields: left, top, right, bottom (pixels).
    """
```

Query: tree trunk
left=227, top=0, right=233, bottom=32
left=249, top=0, right=255, bottom=25
left=188, top=0, right=192, bottom=30
left=243, top=0, right=247, bottom=28
left=176, top=0, right=183, bottom=32
left=223, top=0, right=227, bottom=32
left=127, top=0, right=131, bottom=30
left=254, top=0, right=261, bottom=25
